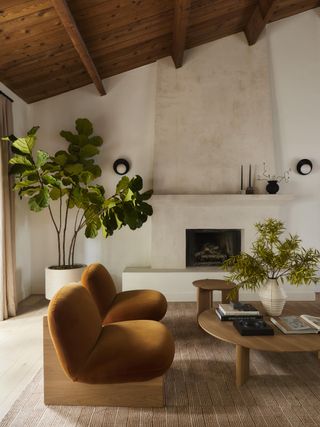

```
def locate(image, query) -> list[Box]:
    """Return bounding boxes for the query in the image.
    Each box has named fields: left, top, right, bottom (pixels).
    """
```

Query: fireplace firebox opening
left=186, top=229, right=241, bottom=267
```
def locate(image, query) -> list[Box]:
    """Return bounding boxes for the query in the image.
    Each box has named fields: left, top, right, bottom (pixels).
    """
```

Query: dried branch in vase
left=257, top=163, right=291, bottom=183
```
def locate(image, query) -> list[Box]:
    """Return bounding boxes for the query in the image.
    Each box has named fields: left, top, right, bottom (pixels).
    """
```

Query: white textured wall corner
left=14, top=64, right=157, bottom=294
left=267, top=9, right=320, bottom=253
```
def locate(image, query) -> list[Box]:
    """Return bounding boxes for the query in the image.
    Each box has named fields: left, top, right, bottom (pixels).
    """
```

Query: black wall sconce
left=113, top=158, right=130, bottom=175
left=296, top=159, right=313, bottom=175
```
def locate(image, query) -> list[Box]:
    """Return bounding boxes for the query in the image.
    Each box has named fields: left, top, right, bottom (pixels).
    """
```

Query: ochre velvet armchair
left=44, top=284, right=175, bottom=407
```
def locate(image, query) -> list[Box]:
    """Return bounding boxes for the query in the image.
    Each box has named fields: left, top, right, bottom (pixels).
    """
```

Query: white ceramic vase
left=45, top=265, right=86, bottom=300
left=259, top=279, right=287, bottom=316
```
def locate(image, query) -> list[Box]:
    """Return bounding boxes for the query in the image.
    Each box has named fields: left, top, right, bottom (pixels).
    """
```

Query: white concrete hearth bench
left=122, top=267, right=315, bottom=303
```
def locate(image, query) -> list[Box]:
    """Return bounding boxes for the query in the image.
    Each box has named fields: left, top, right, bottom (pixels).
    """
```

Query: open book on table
left=270, top=315, right=320, bottom=335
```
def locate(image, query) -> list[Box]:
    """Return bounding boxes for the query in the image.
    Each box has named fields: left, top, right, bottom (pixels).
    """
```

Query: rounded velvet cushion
left=103, top=290, right=168, bottom=324
left=77, top=320, right=175, bottom=384
left=48, top=284, right=102, bottom=381
left=81, top=263, right=117, bottom=319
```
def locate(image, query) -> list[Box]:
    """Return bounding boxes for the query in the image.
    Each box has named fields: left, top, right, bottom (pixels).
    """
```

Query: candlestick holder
left=246, top=164, right=254, bottom=194
left=240, top=164, right=245, bottom=194
left=245, top=186, right=254, bottom=194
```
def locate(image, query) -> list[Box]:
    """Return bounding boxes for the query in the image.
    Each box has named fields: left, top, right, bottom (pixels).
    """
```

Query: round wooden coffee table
left=198, top=302, right=320, bottom=386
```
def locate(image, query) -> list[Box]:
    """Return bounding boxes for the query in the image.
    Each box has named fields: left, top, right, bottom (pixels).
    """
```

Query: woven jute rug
left=2, top=302, right=320, bottom=426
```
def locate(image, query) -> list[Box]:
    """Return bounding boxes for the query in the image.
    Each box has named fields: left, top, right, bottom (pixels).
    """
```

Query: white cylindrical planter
left=259, top=279, right=287, bottom=316
left=45, top=265, right=86, bottom=300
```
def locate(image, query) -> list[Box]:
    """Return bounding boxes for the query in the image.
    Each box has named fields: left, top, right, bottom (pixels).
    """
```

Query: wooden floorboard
left=0, top=295, right=48, bottom=420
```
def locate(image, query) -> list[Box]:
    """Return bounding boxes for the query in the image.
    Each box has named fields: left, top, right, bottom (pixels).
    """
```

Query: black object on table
left=233, top=318, right=274, bottom=336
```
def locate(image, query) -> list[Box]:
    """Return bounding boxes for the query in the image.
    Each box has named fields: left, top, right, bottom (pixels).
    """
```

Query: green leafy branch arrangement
left=223, top=218, right=320, bottom=295
left=2, top=118, right=153, bottom=268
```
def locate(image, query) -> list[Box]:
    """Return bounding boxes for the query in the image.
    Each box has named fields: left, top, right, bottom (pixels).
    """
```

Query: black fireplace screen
left=186, top=229, right=241, bottom=267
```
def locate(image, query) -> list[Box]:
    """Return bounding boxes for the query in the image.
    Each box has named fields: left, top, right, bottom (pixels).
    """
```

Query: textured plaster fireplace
left=123, top=194, right=300, bottom=301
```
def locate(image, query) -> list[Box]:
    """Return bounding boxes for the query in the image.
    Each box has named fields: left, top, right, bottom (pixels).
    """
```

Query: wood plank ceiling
left=0, top=0, right=319, bottom=103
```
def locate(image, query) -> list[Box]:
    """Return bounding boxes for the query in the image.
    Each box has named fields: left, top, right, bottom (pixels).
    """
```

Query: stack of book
left=215, top=302, right=262, bottom=321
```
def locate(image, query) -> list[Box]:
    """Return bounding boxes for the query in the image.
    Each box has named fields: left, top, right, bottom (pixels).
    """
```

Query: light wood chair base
left=43, top=317, right=164, bottom=407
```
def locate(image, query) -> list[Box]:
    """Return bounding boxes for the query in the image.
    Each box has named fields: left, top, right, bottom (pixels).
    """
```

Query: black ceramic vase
left=266, top=180, right=279, bottom=194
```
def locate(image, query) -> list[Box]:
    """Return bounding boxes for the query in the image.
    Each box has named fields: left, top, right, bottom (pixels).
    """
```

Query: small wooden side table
left=193, top=279, right=238, bottom=316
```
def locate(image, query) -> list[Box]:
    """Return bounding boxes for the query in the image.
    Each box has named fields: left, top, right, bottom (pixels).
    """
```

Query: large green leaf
left=12, top=136, right=35, bottom=155
left=36, top=150, right=49, bottom=168
left=79, top=171, right=93, bottom=184
left=140, top=189, right=153, bottom=201
left=19, top=187, right=40, bottom=197
left=42, top=162, right=61, bottom=172
left=27, top=126, right=40, bottom=136
left=14, top=180, right=38, bottom=190
left=85, top=222, right=99, bottom=238
left=123, top=202, right=138, bottom=229
left=28, top=188, right=50, bottom=212
left=21, top=170, right=38, bottom=180
left=89, top=136, right=103, bottom=146
left=124, top=188, right=134, bottom=202
left=42, top=175, right=60, bottom=187
left=50, top=188, right=61, bottom=200
left=70, top=187, right=89, bottom=209
left=116, top=176, right=130, bottom=193
left=9, top=164, right=34, bottom=176
left=88, top=191, right=104, bottom=204
left=60, top=130, right=77, bottom=144
left=64, top=163, right=83, bottom=175
left=76, top=118, right=93, bottom=136
left=54, top=151, right=68, bottom=166
left=9, top=155, right=33, bottom=167
left=80, top=144, right=99, bottom=158
left=129, top=175, right=143, bottom=192
left=77, top=135, right=89, bottom=147
left=139, top=201, right=153, bottom=216
left=102, top=211, right=118, bottom=236
left=86, top=164, right=101, bottom=178
left=68, top=144, right=80, bottom=155
left=61, top=176, right=75, bottom=186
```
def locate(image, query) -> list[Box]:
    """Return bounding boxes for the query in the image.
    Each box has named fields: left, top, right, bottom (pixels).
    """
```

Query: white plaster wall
left=0, top=83, right=33, bottom=302
left=267, top=9, right=320, bottom=251
left=153, top=32, right=275, bottom=195
left=19, top=64, right=157, bottom=293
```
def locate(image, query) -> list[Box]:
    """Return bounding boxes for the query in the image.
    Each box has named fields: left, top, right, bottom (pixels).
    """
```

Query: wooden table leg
left=197, top=288, right=212, bottom=316
left=236, top=345, right=250, bottom=387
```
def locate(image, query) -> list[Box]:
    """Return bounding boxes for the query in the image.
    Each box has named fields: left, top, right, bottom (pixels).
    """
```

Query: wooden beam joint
left=245, top=0, right=277, bottom=46
left=51, top=0, right=106, bottom=95
left=172, top=0, right=191, bottom=68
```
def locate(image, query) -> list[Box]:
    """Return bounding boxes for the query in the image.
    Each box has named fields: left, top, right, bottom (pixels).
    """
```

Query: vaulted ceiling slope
left=0, top=0, right=319, bottom=104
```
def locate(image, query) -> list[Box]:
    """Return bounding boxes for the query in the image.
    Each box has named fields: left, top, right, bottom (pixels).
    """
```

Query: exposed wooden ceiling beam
left=50, top=0, right=106, bottom=95
left=172, top=0, right=191, bottom=68
left=245, top=0, right=278, bottom=46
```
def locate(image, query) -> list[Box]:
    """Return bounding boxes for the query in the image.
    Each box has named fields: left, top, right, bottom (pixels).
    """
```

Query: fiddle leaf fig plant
left=223, top=218, right=320, bottom=296
left=2, top=118, right=153, bottom=268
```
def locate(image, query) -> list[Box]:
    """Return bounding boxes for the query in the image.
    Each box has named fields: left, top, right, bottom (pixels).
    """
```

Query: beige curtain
left=0, top=95, right=16, bottom=320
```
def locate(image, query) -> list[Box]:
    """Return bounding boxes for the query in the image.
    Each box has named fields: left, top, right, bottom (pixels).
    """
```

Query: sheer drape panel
left=0, top=95, right=16, bottom=320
